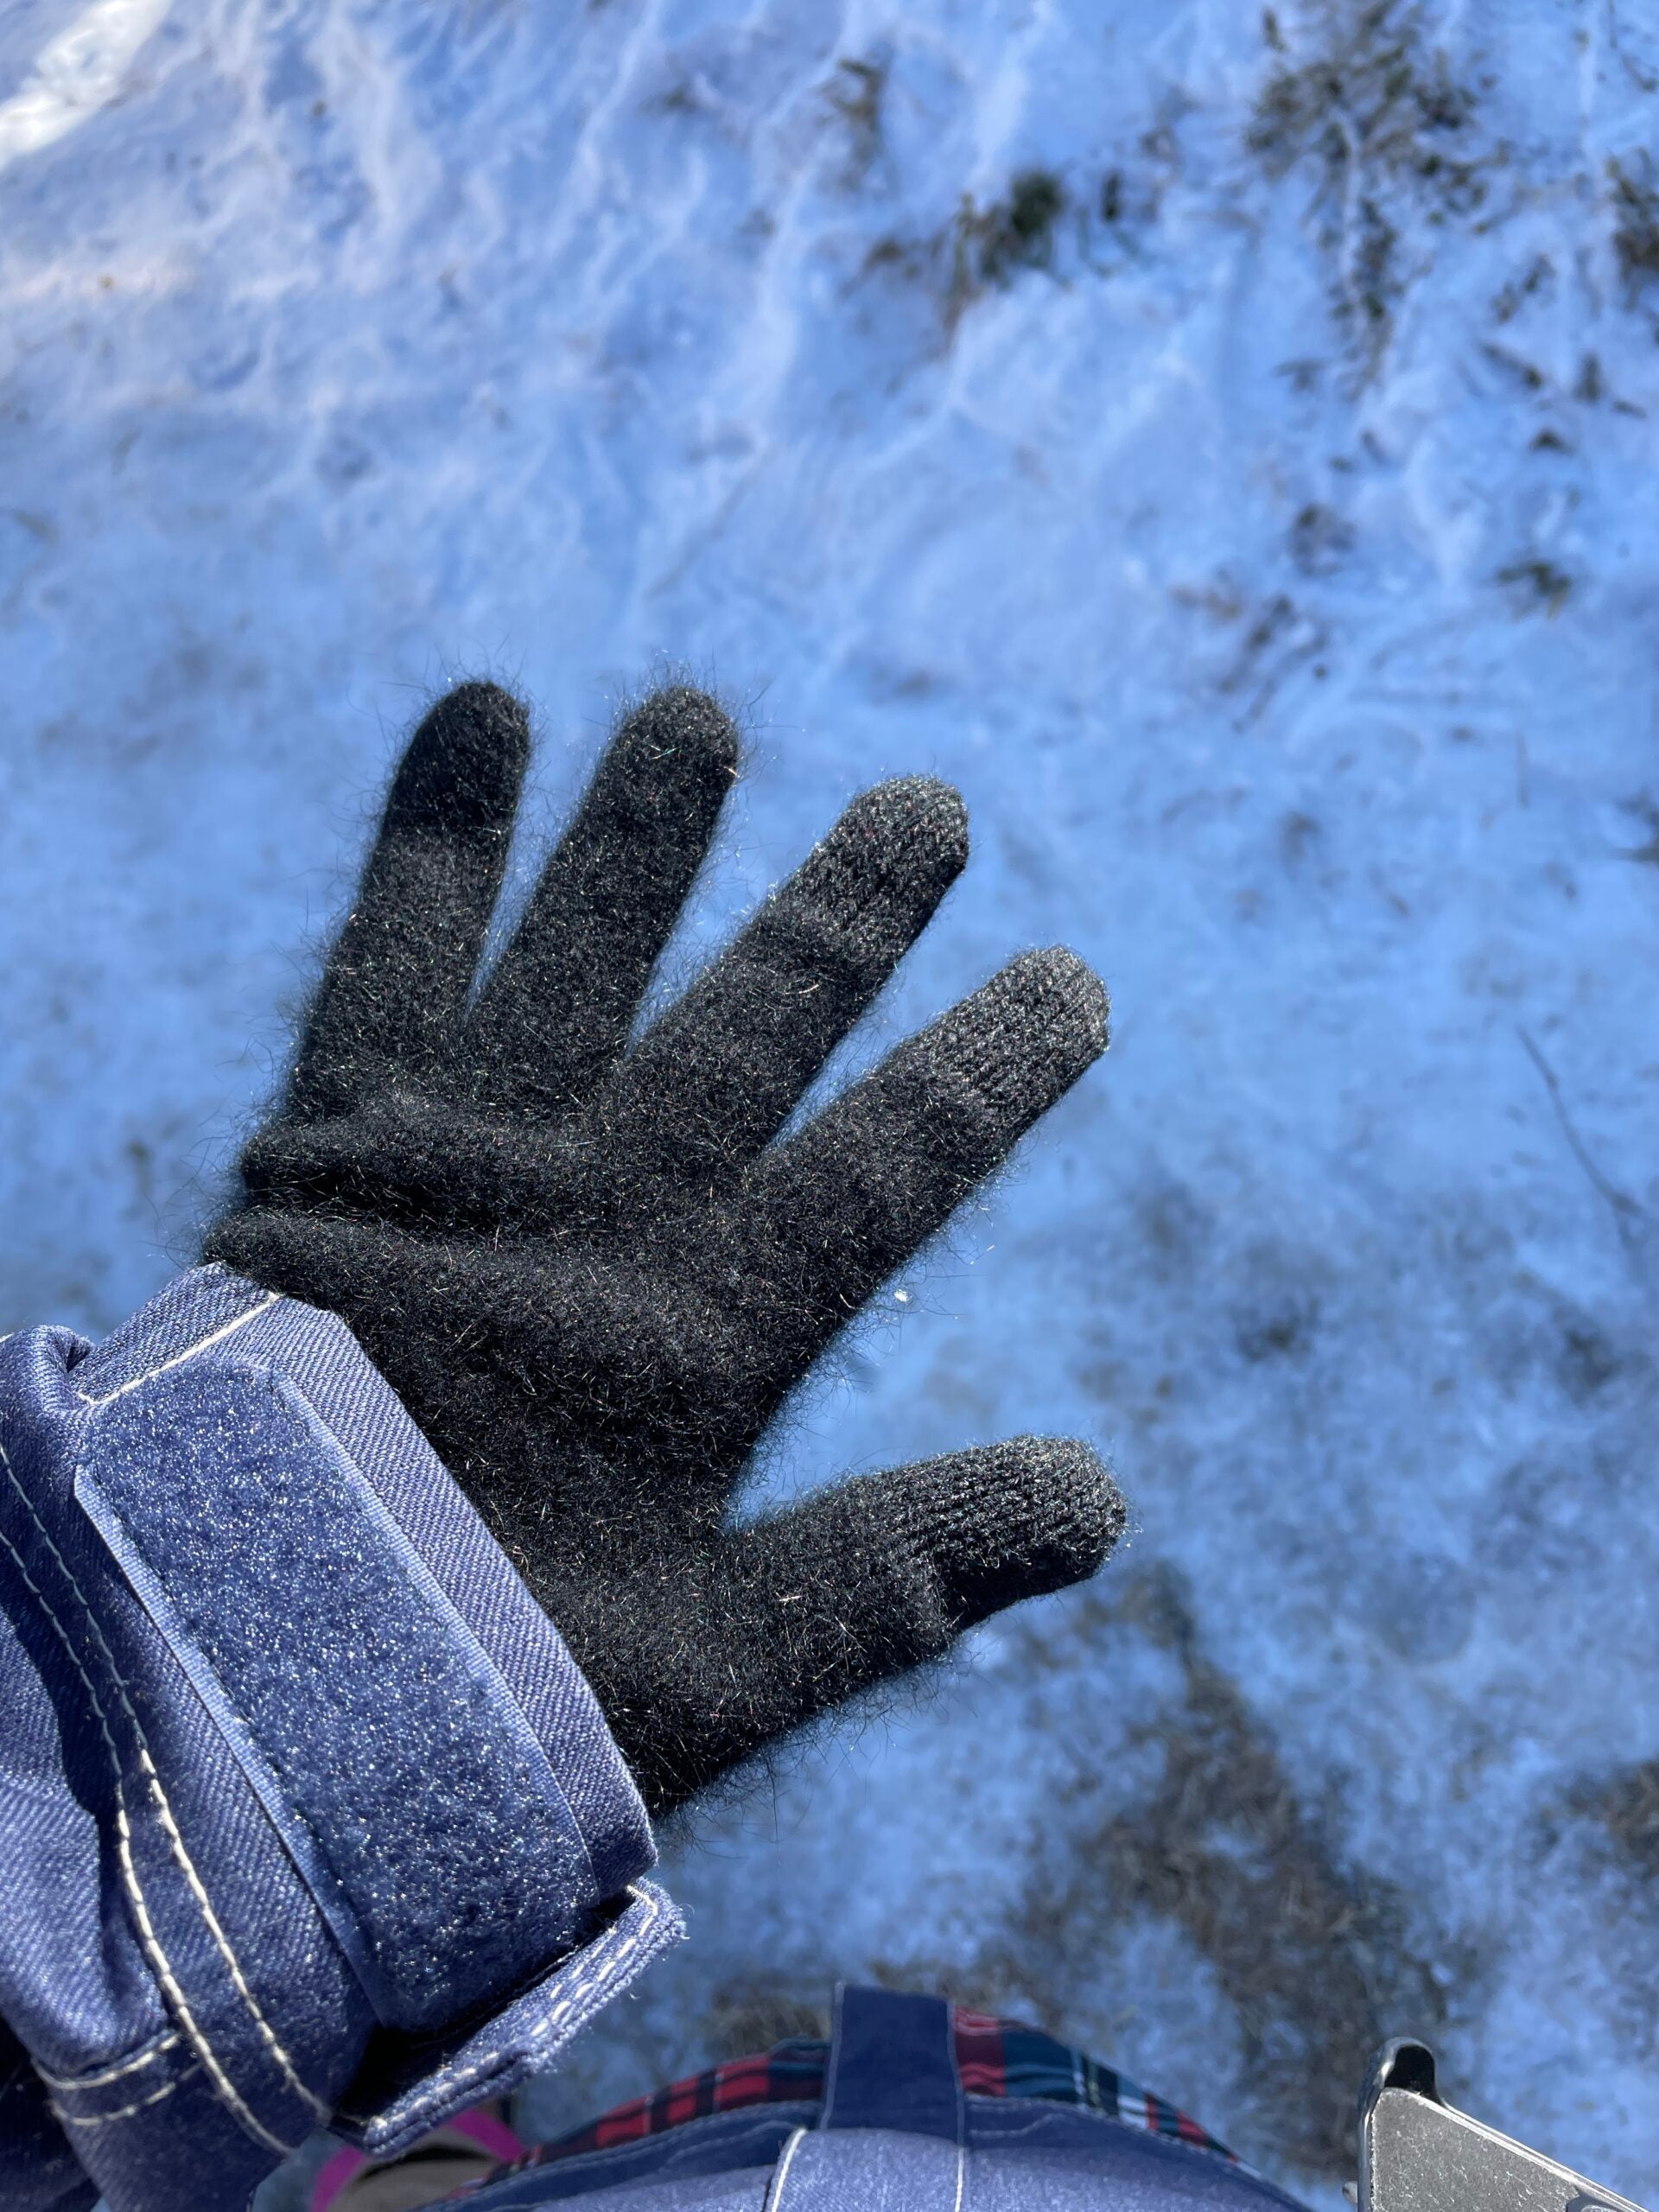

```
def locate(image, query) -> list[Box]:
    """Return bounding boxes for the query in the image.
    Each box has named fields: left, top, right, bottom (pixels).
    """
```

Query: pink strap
left=445, top=2106, right=527, bottom=2163
left=310, top=2145, right=369, bottom=2212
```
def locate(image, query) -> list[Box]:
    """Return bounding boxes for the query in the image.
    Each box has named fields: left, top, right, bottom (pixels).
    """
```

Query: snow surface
left=4, top=0, right=1659, bottom=2203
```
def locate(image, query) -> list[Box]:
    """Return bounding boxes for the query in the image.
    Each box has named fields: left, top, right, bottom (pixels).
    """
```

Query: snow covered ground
left=4, top=0, right=1659, bottom=2202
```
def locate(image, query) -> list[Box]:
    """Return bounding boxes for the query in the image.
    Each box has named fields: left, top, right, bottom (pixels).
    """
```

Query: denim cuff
left=0, top=1265, right=683, bottom=2212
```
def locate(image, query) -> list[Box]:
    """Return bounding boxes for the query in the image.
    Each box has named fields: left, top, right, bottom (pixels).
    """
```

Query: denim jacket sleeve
left=0, top=1264, right=683, bottom=2212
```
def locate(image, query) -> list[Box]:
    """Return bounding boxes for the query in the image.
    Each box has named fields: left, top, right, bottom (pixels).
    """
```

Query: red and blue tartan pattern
left=951, top=2007, right=1237, bottom=2158
left=531, top=2037, right=828, bottom=2163
left=467, top=2007, right=1239, bottom=2186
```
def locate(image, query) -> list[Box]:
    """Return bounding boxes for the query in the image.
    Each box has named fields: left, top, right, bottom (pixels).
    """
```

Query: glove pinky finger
left=735, top=1435, right=1124, bottom=1724
left=573, top=1438, right=1123, bottom=1817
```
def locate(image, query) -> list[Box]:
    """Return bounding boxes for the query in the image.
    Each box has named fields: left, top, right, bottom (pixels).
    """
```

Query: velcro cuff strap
left=72, top=1273, right=651, bottom=2037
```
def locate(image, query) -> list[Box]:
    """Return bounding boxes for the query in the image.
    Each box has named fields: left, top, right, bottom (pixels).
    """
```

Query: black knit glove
left=207, top=680, right=1122, bottom=1816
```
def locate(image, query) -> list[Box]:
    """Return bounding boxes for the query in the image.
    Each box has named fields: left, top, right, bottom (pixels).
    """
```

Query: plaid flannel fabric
left=951, top=2008, right=1238, bottom=2157
left=462, top=2007, right=1239, bottom=2190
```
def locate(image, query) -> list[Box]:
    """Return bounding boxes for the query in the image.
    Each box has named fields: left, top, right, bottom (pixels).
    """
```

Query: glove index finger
left=291, top=681, right=531, bottom=1115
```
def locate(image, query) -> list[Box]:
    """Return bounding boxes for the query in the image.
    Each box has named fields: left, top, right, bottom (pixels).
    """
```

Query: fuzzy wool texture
left=207, top=677, right=1123, bottom=1817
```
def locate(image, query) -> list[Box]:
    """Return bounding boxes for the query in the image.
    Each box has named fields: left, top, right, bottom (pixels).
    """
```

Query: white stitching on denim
left=0, top=1440, right=319, bottom=2142
left=35, top=2030, right=181, bottom=2092
left=763, top=2125, right=963, bottom=2209
left=74, top=1295, right=279, bottom=1407
left=4, top=1436, right=328, bottom=2126
left=31, top=1290, right=661, bottom=2151
left=0, top=1503, right=291, bottom=2155
left=48, top=2066, right=199, bottom=2129
left=335, top=1883, right=668, bottom=2133
left=4, top=1431, right=328, bottom=2125
left=765, top=2126, right=809, bottom=2208
left=69, top=1300, right=334, bottom=2122
left=92, top=1457, right=635, bottom=2112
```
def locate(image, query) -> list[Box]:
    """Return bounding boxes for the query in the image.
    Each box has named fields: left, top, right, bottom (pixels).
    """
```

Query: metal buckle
left=1359, top=2041, right=1650, bottom=2212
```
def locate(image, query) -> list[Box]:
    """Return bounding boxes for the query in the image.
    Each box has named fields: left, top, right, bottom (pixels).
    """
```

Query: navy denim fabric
left=451, top=1989, right=1313, bottom=2209
left=0, top=1267, right=682, bottom=2212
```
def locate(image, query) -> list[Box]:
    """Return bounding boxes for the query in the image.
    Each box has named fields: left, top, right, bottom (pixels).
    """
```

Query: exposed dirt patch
left=946, top=168, right=1067, bottom=322
left=1496, top=556, right=1573, bottom=615
left=1536, top=1760, right=1659, bottom=2054
left=1608, top=156, right=1659, bottom=301
left=823, top=54, right=888, bottom=190
left=878, top=1565, right=1468, bottom=2181
left=701, top=1978, right=832, bottom=2054
left=1574, top=1758, right=1659, bottom=1884
left=1249, top=2, right=1488, bottom=374
left=855, top=166, right=1071, bottom=338
left=1290, top=501, right=1357, bottom=577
